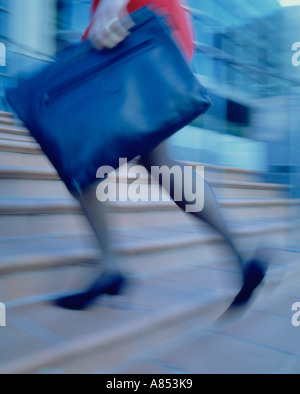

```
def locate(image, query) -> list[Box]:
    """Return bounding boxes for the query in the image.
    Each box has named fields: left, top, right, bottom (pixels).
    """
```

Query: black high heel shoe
left=55, top=272, right=126, bottom=311
left=217, top=260, right=268, bottom=323
left=229, top=259, right=267, bottom=309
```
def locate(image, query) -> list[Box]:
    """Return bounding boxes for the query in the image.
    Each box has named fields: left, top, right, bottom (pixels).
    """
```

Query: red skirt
left=82, top=0, right=194, bottom=61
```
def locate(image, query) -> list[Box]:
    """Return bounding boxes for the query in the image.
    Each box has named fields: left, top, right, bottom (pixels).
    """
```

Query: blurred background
left=1, top=0, right=300, bottom=374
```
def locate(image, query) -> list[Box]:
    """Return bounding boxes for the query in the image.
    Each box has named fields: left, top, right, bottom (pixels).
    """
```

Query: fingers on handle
left=89, top=15, right=135, bottom=50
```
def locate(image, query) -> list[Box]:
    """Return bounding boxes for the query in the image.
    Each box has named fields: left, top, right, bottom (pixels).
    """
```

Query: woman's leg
left=80, top=146, right=245, bottom=274
left=55, top=182, right=124, bottom=310
left=140, top=141, right=247, bottom=278
left=77, top=182, right=119, bottom=274
left=56, top=141, right=266, bottom=311
left=141, top=141, right=268, bottom=309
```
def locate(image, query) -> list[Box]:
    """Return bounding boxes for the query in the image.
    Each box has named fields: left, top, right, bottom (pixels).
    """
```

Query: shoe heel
left=106, top=277, right=126, bottom=296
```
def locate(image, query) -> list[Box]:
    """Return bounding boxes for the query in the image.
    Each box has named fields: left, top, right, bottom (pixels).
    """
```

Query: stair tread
left=0, top=285, right=226, bottom=374
left=0, top=122, right=269, bottom=177
left=0, top=116, right=23, bottom=126
left=0, top=217, right=295, bottom=273
left=180, top=159, right=265, bottom=175
left=0, top=164, right=58, bottom=179
left=1, top=249, right=300, bottom=374
left=0, top=138, right=41, bottom=154
left=0, top=111, right=13, bottom=118
left=0, top=163, right=290, bottom=190
left=0, top=123, right=29, bottom=135
left=0, top=196, right=79, bottom=214
left=0, top=195, right=299, bottom=217
left=0, top=131, right=35, bottom=143
left=0, top=238, right=242, bottom=306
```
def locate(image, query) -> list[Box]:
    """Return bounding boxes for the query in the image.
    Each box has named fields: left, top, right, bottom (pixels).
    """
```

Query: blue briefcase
left=6, top=6, right=211, bottom=196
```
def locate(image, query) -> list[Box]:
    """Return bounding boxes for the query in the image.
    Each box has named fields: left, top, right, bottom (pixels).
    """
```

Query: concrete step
left=0, top=234, right=241, bottom=305
left=181, top=160, right=265, bottom=183
left=0, top=176, right=288, bottom=200
left=0, top=281, right=230, bottom=374
left=0, top=246, right=299, bottom=374
left=110, top=198, right=300, bottom=230
left=0, top=164, right=289, bottom=200
left=0, top=112, right=273, bottom=186
left=0, top=217, right=296, bottom=276
left=0, top=116, right=23, bottom=127
left=0, top=131, right=267, bottom=183
left=0, top=111, right=13, bottom=119
left=212, top=180, right=288, bottom=199
left=0, top=218, right=297, bottom=318
left=0, top=138, right=41, bottom=155
left=90, top=253, right=300, bottom=374
left=0, top=150, right=53, bottom=168
left=0, top=165, right=72, bottom=199
left=0, top=124, right=29, bottom=137
left=0, top=197, right=299, bottom=238
left=0, top=131, right=36, bottom=144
